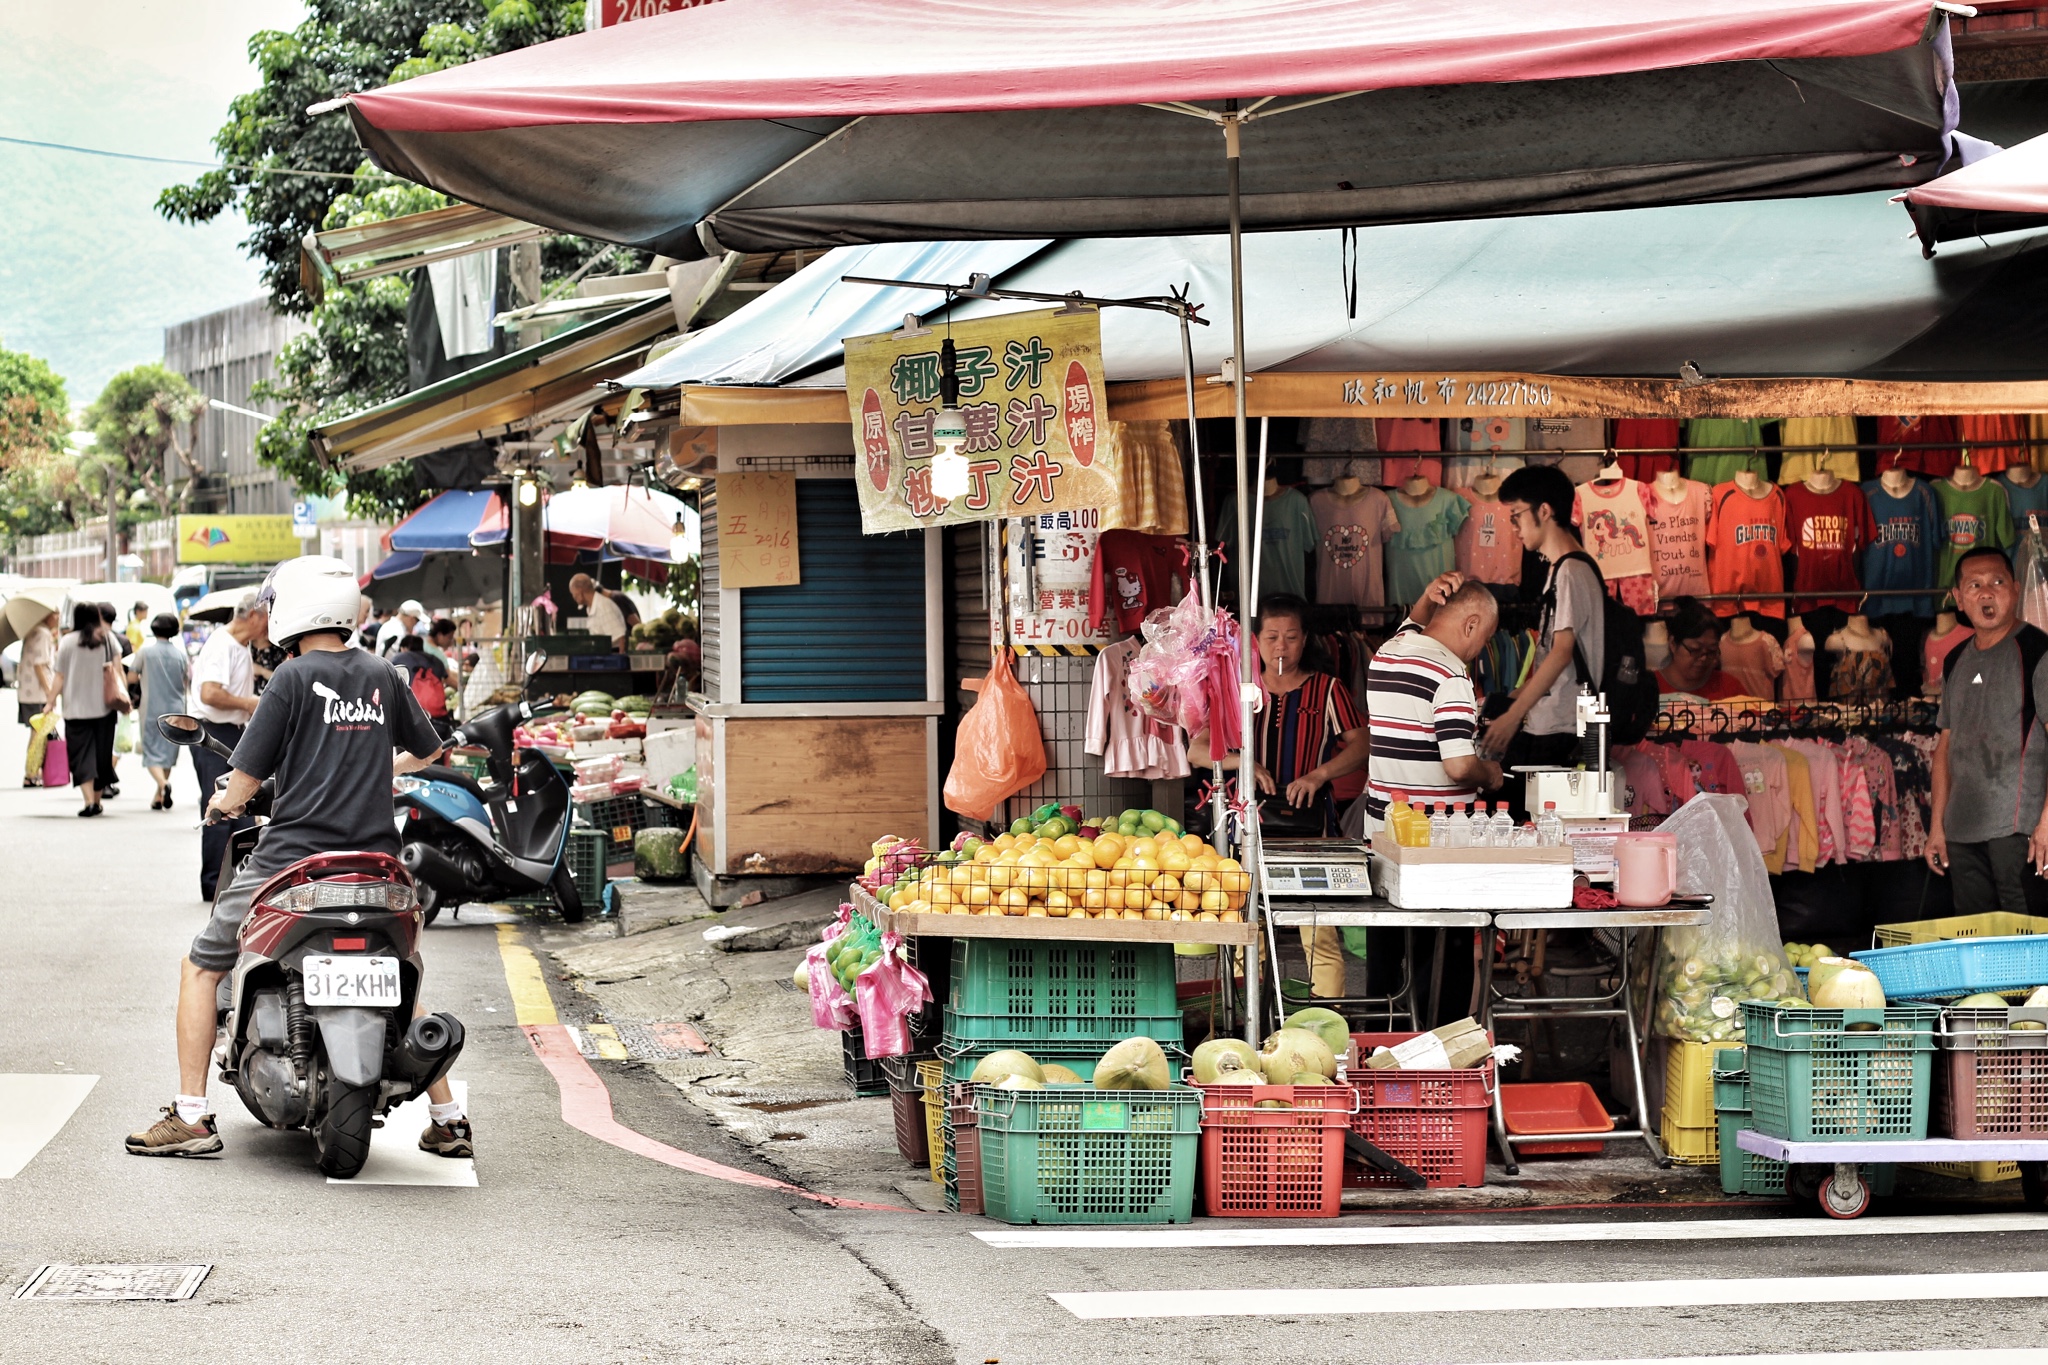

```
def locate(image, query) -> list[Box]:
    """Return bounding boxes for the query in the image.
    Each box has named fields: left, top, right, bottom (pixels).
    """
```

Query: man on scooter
left=127, top=556, right=472, bottom=1159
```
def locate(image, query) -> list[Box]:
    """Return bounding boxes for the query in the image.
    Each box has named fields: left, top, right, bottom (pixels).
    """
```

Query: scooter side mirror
left=157, top=713, right=206, bottom=746
left=524, top=650, right=547, bottom=677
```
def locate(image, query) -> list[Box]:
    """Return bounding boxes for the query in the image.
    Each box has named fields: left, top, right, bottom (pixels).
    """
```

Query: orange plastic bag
left=943, top=650, right=1047, bottom=820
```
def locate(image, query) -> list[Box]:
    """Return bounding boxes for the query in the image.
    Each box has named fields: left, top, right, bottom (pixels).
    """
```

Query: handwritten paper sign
left=716, top=472, right=800, bottom=588
left=844, top=307, right=1115, bottom=534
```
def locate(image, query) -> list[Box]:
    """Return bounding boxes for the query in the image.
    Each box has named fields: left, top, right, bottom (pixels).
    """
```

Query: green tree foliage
left=0, top=345, right=77, bottom=543
left=83, top=363, right=208, bottom=516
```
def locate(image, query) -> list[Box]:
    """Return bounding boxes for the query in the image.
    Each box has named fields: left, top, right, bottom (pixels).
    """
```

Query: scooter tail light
left=269, top=882, right=417, bottom=914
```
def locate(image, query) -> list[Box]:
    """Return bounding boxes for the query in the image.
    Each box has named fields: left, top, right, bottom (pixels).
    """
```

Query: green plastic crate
left=1711, top=1046, right=1748, bottom=1111
left=1741, top=1003, right=1938, bottom=1142
left=975, top=1086, right=1201, bottom=1225
left=566, top=827, right=610, bottom=909
left=947, top=939, right=1181, bottom=1047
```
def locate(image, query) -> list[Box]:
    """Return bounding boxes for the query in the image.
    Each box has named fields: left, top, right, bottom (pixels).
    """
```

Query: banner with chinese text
left=176, top=515, right=302, bottom=564
left=844, top=308, right=1115, bottom=534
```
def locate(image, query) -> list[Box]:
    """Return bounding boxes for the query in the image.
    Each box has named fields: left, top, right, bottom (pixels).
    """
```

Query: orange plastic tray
left=1499, top=1081, right=1613, bottom=1155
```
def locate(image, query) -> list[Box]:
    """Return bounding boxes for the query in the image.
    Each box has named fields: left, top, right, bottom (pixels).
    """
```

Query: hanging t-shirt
left=1999, top=471, right=2048, bottom=524
left=1861, top=477, right=1943, bottom=618
left=1644, top=478, right=1712, bottom=601
left=1935, top=478, right=2015, bottom=587
left=1442, top=455, right=1523, bottom=489
left=1958, top=414, right=2031, bottom=475
left=1719, top=631, right=1785, bottom=700
left=1377, top=456, right=1442, bottom=489
left=1377, top=419, right=1442, bottom=453
left=1684, top=418, right=1766, bottom=486
left=1307, top=486, right=1400, bottom=609
left=1384, top=486, right=1470, bottom=609
left=1777, top=417, right=1861, bottom=485
left=1222, top=489, right=1319, bottom=603
left=1878, top=416, right=1959, bottom=478
left=1923, top=623, right=1974, bottom=697
left=1453, top=489, right=1523, bottom=586
left=1705, top=481, right=1789, bottom=618
left=1782, top=480, right=1876, bottom=612
left=1614, top=418, right=1681, bottom=482
left=1571, top=479, right=1656, bottom=581
left=1088, top=530, right=1190, bottom=633
left=1086, top=638, right=1190, bottom=780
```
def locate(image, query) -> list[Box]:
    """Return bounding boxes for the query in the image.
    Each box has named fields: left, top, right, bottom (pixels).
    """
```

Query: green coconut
left=1261, top=1026, right=1338, bottom=1079
left=1191, top=1037, right=1262, bottom=1084
left=995, top=1073, right=1044, bottom=1090
left=1284, top=1007, right=1351, bottom=1058
left=969, top=1049, right=1044, bottom=1085
left=1041, top=1064, right=1085, bottom=1084
left=1957, top=993, right=2012, bottom=1007
left=1095, top=1037, right=1170, bottom=1091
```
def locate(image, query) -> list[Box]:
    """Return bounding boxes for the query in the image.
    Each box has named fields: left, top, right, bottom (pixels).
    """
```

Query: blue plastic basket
left=1852, top=936, right=2048, bottom=1000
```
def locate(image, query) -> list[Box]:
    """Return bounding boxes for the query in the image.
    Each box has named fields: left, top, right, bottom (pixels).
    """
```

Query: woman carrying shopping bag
left=43, top=601, right=128, bottom=816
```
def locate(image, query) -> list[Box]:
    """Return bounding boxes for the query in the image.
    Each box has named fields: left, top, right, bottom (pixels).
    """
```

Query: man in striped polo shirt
left=1364, top=575, right=1504, bottom=834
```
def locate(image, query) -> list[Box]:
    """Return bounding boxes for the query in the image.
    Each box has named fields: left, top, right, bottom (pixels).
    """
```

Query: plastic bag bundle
left=806, top=911, right=880, bottom=1031
left=1126, top=589, right=1245, bottom=744
left=855, top=932, right=934, bottom=1059
left=942, top=651, right=1047, bottom=820
left=1653, top=793, right=1798, bottom=1043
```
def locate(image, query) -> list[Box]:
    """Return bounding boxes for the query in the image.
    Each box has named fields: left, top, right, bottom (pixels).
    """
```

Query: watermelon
left=614, top=695, right=653, bottom=714
left=635, top=827, right=689, bottom=880
left=571, top=690, right=615, bottom=709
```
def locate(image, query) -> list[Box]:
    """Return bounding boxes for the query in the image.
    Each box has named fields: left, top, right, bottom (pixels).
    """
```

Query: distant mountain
left=0, top=0, right=300, bottom=405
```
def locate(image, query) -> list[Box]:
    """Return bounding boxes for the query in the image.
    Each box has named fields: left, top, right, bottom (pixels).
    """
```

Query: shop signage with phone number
left=844, top=308, right=1116, bottom=534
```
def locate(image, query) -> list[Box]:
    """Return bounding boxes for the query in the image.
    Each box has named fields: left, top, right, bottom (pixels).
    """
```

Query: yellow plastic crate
left=1910, top=1160, right=2021, bottom=1183
left=918, top=1061, right=945, bottom=1183
left=1664, top=1040, right=1721, bottom=1130
left=1659, top=1112, right=1719, bottom=1166
left=1872, top=913, right=2048, bottom=948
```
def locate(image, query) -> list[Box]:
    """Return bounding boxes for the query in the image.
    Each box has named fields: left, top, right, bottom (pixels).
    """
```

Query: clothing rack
left=1647, top=698, right=1940, bottom=741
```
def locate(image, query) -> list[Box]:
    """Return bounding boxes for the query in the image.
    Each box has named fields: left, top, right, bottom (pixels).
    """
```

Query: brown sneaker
left=126, top=1106, right=223, bottom=1157
left=419, top=1118, right=472, bottom=1157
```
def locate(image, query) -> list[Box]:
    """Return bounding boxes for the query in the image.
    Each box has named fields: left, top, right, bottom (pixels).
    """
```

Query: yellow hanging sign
left=175, top=515, right=303, bottom=564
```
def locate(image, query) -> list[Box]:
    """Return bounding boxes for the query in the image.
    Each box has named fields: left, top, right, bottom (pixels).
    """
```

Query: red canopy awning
left=1904, top=128, right=2048, bottom=251
left=333, top=0, right=1967, bottom=261
left=345, top=0, right=1941, bottom=130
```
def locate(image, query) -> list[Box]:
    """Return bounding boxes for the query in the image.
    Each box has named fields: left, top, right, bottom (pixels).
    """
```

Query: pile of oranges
left=885, top=830, right=1250, bottom=921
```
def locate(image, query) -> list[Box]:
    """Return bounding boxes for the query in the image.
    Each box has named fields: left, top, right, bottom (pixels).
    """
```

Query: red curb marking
left=522, top=1023, right=920, bottom=1213
left=649, top=1021, right=711, bottom=1054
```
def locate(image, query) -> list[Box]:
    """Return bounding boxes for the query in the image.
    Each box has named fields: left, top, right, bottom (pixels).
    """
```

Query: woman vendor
left=1657, top=597, right=1749, bottom=701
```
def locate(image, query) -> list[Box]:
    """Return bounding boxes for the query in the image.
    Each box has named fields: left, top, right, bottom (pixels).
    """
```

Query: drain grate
left=16, top=1265, right=211, bottom=1301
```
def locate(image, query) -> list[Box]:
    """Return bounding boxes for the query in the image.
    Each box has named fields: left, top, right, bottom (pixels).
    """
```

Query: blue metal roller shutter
left=740, top=480, right=925, bottom=702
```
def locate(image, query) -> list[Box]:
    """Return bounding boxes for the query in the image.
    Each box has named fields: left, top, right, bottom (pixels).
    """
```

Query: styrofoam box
left=1371, top=842, right=1575, bottom=910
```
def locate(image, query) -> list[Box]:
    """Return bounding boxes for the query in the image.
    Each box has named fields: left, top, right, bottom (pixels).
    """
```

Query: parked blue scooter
left=393, top=695, right=584, bottom=924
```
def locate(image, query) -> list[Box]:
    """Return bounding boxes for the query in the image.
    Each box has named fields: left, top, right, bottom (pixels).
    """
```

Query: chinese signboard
left=1005, top=513, right=1114, bottom=654
left=716, top=472, right=800, bottom=588
left=591, top=0, right=721, bottom=26
left=844, top=308, right=1115, bottom=534
left=175, top=515, right=301, bottom=565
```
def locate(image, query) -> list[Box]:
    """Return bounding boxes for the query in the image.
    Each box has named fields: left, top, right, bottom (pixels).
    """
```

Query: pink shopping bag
left=41, top=736, right=67, bottom=788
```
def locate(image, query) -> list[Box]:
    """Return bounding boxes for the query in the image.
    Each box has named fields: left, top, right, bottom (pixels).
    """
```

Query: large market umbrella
left=386, top=488, right=504, bottom=553
left=186, top=588, right=254, bottom=625
left=361, top=549, right=505, bottom=614
left=471, top=482, right=699, bottom=568
left=1905, top=128, right=2048, bottom=254
left=0, top=585, right=65, bottom=651
left=323, top=0, right=1977, bottom=1036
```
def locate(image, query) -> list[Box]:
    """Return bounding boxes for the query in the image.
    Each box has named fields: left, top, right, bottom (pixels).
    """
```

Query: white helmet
left=260, top=555, right=363, bottom=650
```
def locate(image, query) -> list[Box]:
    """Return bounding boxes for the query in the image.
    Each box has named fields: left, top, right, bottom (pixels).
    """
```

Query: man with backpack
left=1481, top=464, right=1655, bottom=775
left=388, top=634, right=453, bottom=737
left=1936, top=547, right=2048, bottom=913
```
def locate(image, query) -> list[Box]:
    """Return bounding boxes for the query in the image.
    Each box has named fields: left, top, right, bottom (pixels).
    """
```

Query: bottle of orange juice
left=1384, top=791, right=1424, bottom=848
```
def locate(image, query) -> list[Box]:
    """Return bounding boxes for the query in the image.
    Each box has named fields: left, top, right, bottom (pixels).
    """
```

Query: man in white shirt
left=569, top=573, right=627, bottom=650
left=376, top=600, right=426, bottom=658
left=189, top=592, right=268, bottom=900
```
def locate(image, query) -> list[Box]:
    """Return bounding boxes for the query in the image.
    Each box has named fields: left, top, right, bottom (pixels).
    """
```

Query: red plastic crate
left=1936, top=1014, right=2048, bottom=1140
left=1345, top=1032, right=1493, bottom=1189
left=945, top=1083, right=985, bottom=1216
left=1196, top=1083, right=1357, bottom=1218
left=1500, top=1081, right=1613, bottom=1155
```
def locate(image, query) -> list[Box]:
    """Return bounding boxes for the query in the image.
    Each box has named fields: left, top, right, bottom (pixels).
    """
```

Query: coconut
left=1258, top=1044, right=1306, bottom=1085
left=2029, top=986, right=2048, bottom=1008
left=1809, top=963, right=1886, bottom=1010
left=1284, top=1007, right=1351, bottom=1058
left=1041, top=1064, right=1085, bottom=1084
left=995, top=1073, right=1044, bottom=1090
left=1957, top=993, right=2011, bottom=1007
left=1805, top=957, right=1860, bottom=1002
left=1290, top=1071, right=1341, bottom=1086
left=1262, top=1026, right=1338, bottom=1079
left=969, top=1049, right=1044, bottom=1085
left=792, top=959, right=813, bottom=990
left=1191, top=1037, right=1262, bottom=1084
left=1095, top=1037, right=1171, bottom=1091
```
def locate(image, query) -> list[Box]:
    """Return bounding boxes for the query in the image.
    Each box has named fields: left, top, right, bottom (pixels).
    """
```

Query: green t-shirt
left=1385, top=486, right=1472, bottom=608
left=1224, top=487, right=1320, bottom=602
left=1936, top=478, right=2016, bottom=586
left=1684, top=418, right=1767, bottom=487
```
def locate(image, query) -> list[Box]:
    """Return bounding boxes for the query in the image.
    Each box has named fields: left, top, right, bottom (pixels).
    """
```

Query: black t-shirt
left=232, top=647, right=444, bottom=873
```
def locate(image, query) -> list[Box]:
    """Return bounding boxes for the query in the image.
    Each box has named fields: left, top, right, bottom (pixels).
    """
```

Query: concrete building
left=162, top=298, right=307, bottom=515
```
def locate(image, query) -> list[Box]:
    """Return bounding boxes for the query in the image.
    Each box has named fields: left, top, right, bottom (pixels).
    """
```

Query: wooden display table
left=849, top=884, right=1257, bottom=946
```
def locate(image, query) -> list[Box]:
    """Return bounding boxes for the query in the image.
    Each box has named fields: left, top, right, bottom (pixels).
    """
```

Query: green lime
left=1010, top=817, right=1033, bottom=835
left=1120, top=809, right=1144, bottom=825
left=1163, top=818, right=1183, bottom=835
left=1141, top=810, right=1167, bottom=832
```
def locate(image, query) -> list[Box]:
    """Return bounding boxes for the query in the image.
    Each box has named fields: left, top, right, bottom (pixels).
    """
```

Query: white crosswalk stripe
left=0, top=1074, right=98, bottom=1178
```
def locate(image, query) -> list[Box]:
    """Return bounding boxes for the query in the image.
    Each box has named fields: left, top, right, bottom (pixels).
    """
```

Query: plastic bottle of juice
left=1385, top=791, right=1420, bottom=847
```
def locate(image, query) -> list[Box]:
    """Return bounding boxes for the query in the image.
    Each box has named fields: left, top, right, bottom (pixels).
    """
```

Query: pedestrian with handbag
left=42, top=601, right=129, bottom=816
left=187, top=591, right=267, bottom=899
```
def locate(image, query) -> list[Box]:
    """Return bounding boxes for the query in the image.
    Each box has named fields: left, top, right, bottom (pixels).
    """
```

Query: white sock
left=429, top=1100, right=465, bottom=1126
left=174, top=1094, right=208, bottom=1126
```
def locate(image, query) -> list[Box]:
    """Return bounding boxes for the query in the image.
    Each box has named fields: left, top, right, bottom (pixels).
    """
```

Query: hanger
left=1595, top=449, right=1625, bottom=483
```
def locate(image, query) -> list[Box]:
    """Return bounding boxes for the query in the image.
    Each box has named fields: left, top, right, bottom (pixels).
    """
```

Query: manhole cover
left=15, top=1265, right=211, bottom=1301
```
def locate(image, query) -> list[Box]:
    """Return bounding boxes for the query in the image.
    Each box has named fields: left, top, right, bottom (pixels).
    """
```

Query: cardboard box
left=1357, top=1017, right=1493, bottom=1070
left=1370, top=840, right=1574, bottom=910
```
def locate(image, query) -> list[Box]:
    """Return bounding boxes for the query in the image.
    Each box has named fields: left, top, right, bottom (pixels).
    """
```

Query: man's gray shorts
left=188, top=860, right=272, bottom=972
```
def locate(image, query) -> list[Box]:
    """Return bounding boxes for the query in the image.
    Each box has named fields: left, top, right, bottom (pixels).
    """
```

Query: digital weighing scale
left=1258, top=839, right=1376, bottom=896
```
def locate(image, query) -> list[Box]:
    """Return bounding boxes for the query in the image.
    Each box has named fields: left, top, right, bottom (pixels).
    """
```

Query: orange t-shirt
left=1705, top=482, right=1789, bottom=619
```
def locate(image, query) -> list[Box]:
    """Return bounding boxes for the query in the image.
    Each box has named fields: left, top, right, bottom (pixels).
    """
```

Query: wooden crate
left=697, top=713, right=933, bottom=876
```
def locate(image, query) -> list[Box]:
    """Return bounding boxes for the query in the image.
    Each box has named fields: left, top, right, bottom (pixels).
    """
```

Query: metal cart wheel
left=1818, top=1164, right=1872, bottom=1220
left=2022, top=1163, right=2048, bottom=1210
